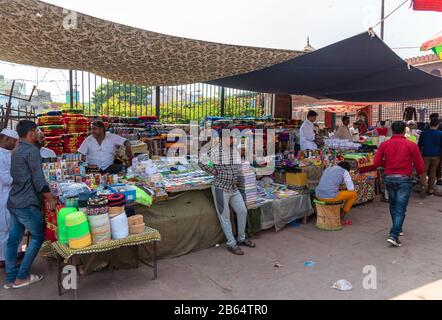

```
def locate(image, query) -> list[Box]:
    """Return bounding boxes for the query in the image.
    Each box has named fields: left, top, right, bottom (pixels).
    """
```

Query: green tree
left=92, top=81, right=152, bottom=112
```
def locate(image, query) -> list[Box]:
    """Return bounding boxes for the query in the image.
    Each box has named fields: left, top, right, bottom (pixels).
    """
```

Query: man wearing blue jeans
left=374, top=121, right=424, bottom=247
left=4, top=120, right=57, bottom=289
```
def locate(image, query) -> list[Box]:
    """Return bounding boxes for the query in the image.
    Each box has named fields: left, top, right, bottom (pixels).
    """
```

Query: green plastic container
left=57, top=207, right=77, bottom=244
left=65, top=211, right=91, bottom=239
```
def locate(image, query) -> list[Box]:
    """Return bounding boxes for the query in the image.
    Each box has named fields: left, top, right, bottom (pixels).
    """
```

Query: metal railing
left=0, top=104, right=36, bottom=129
left=69, top=70, right=271, bottom=123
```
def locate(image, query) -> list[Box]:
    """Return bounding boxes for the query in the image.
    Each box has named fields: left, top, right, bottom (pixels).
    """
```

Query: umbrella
left=421, top=31, right=442, bottom=59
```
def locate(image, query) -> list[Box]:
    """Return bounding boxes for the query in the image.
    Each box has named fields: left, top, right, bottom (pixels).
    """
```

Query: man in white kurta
left=300, top=110, right=318, bottom=150
left=0, top=129, right=19, bottom=267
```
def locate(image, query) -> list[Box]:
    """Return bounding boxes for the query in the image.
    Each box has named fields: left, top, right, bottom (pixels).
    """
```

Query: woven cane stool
left=314, top=199, right=344, bottom=231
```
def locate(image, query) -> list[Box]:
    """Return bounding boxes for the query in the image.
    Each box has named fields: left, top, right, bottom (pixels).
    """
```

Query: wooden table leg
left=57, top=255, right=64, bottom=296
left=69, top=258, right=78, bottom=300
left=152, top=241, right=157, bottom=280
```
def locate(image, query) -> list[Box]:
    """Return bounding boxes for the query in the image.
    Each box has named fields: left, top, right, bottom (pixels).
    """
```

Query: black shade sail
left=208, top=32, right=442, bottom=102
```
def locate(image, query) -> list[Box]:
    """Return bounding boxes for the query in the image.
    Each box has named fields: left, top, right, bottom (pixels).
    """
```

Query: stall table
left=51, top=227, right=161, bottom=299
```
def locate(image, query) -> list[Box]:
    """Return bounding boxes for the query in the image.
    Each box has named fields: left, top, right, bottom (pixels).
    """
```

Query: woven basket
left=314, top=200, right=344, bottom=231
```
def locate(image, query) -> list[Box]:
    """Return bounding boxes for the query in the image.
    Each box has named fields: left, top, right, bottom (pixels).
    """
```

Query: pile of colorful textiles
left=62, top=116, right=89, bottom=134
left=37, top=111, right=65, bottom=156
left=61, top=112, right=89, bottom=153
left=37, top=115, right=63, bottom=126
left=44, top=135, right=64, bottom=155
left=63, top=133, right=87, bottom=154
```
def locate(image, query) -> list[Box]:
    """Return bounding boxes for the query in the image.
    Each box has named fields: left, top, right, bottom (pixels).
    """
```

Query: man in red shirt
left=374, top=121, right=424, bottom=247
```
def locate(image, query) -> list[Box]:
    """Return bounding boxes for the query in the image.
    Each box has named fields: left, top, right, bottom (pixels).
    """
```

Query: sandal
left=12, top=274, right=44, bottom=289
left=227, top=245, right=244, bottom=255
left=238, top=239, right=256, bottom=248
left=3, top=283, right=13, bottom=290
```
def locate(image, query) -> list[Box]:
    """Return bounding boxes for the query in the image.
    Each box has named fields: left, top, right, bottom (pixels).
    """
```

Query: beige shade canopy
left=0, top=0, right=303, bottom=86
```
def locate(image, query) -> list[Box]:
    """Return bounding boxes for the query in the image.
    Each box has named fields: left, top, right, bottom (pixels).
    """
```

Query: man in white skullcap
left=0, top=128, right=19, bottom=268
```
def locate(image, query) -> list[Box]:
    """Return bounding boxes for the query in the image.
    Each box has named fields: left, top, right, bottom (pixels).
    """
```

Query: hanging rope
left=371, top=0, right=410, bottom=30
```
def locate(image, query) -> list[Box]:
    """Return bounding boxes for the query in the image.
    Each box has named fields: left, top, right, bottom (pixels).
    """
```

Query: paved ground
left=1, top=193, right=441, bottom=300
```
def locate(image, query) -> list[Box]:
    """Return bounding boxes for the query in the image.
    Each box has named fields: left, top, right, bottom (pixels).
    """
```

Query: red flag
left=413, top=0, right=442, bottom=12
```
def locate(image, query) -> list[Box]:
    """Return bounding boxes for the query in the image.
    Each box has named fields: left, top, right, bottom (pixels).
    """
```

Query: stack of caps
left=104, top=193, right=126, bottom=218
left=65, top=211, right=92, bottom=249
left=103, top=193, right=129, bottom=239
left=86, top=197, right=111, bottom=244
left=57, top=207, right=78, bottom=245
left=128, top=214, right=145, bottom=234
left=86, top=197, right=108, bottom=216
left=237, top=164, right=258, bottom=209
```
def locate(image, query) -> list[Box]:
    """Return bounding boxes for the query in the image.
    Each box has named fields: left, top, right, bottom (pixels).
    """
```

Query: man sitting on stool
left=315, top=161, right=357, bottom=225
left=78, top=120, right=133, bottom=174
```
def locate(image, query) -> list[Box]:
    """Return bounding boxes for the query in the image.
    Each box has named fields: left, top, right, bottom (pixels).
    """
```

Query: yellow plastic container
left=285, top=172, right=307, bottom=187
left=68, top=234, right=92, bottom=249
left=65, top=211, right=92, bottom=249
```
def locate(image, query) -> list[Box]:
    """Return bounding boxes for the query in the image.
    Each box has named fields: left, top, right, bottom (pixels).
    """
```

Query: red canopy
left=412, top=0, right=442, bottom=12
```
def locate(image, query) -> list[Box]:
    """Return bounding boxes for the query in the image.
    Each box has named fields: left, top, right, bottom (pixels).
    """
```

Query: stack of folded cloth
left=44, top=136, right=64, bottom=155
left=38, top=124, right=65, bottom=155
left=37, top=110, right=62, bottom=117
left=62, top=109, right=84, bottom=115
left=63, top=133, right=87, bottom=154
left=237, top=164, right=258, bottom=209
left=62, top=116, right=89, bottom=134
left=86, top=197, right=111, bottom=244
left=39, top=125, right=64, bottom=136
left=37, top=115, right=63, bottom=126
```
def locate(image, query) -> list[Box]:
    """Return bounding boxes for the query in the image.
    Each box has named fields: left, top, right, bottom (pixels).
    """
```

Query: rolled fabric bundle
left=110, top=212, right=129, bottom=240
left=87, top=213, right=111, bottom=244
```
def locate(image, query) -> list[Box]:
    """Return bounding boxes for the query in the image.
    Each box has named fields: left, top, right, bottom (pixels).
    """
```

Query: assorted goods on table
left=56, top=193, right=148, bottom=250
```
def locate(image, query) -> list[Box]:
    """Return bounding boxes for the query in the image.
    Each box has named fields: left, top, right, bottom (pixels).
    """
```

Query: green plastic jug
left=57, top=207, right=77, bottom=244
